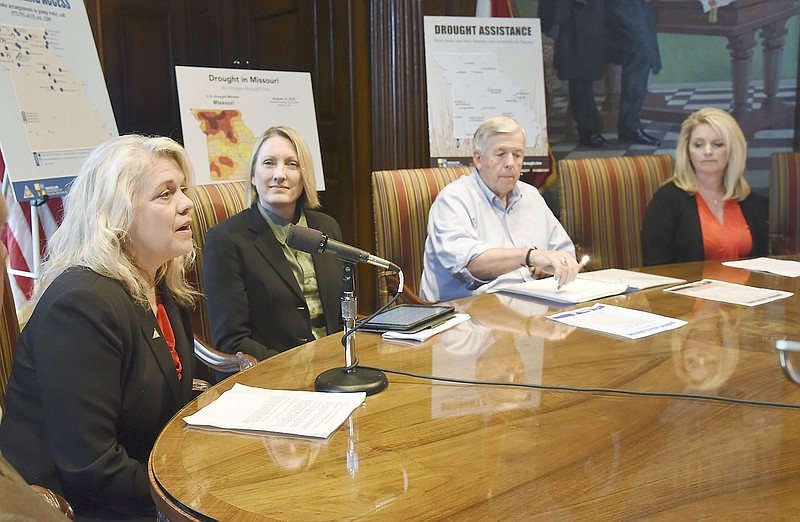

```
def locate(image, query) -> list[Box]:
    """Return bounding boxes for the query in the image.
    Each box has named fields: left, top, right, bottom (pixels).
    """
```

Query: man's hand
left=527, top=249, right=580, bottom=288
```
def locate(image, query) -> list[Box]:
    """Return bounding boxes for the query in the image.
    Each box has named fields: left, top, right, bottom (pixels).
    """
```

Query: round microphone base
left=314, top=367, right=388, bottom=396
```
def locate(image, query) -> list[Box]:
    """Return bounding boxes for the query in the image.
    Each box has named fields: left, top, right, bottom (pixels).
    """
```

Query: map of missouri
left=191, top=109, right=256, bottom=180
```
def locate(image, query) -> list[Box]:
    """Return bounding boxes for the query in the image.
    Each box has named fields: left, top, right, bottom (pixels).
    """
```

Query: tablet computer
left=358, top=304, right=456, bottom=333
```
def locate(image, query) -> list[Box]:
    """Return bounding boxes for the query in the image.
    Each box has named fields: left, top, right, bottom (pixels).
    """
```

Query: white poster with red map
left=175, top=66, right=325, bottom=189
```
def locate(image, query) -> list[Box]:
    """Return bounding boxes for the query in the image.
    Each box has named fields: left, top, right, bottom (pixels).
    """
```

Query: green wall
left=518, top=0, right=800, bottom=84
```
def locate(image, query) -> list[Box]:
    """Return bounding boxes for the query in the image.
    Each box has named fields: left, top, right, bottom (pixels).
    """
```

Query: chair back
left=188, top=181, right=248, bottom=344
left=769, top=152, right=800, bottom=255
left=558, top=155, right=673, bottom=270
left=0, top=270, right=20, bottom=410
left=371, top=167, right=471, bottom=305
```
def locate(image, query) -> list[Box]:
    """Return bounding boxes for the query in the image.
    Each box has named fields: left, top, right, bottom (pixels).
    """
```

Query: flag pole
left=29, top=198, right=41, bottom=278
left=1, top=174, right=40, bottom=281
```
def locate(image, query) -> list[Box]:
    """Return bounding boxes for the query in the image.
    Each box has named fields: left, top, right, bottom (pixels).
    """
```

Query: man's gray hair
left=473, top=116, right=526, bottom=154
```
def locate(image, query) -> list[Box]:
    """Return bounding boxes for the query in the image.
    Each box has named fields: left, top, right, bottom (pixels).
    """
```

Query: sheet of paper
left=183, top=384, right=365, bottom=439
left=722, top=257, right=800, bottom=278
left=494, top=277, right=627, bottom=304
left=548, top=303, right=687, bottom=339
left=382, top=313, right=472, bottom=342
left=578, top=268, right=686, bottom=290
left=665, top=279, right=793, bottom=306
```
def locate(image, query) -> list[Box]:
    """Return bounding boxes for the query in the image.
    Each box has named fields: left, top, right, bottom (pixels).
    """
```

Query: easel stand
left=314, top=262, right=388, bottom=395
left=2, top=175, right=46, bottom=281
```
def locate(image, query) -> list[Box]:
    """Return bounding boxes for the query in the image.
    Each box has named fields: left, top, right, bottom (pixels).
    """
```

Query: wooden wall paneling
left=93, top=0, right=195, bottom=140
left=242, top=1, right=312, bottom=72
left=370, top=0, right=429, bottom=171
left=314, top=0, right=374, bottom=312
left=234, top=1, right=347, bottom=230
left=331, top=0, right=379, bottom=313
left=83, top=0, right=101, bottom=59
left=186, top=0, right=228, bottom=68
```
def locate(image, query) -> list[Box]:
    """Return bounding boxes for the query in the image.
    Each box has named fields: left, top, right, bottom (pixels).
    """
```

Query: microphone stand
left=314, top=261, right=388, bottom=395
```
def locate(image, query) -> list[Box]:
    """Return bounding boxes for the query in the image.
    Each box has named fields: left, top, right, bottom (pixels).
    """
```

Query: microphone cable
left=358, top=365, right=800, bottom=411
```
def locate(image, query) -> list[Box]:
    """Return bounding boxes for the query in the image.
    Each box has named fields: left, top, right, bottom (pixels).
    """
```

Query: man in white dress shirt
left=419, top=116, right=580, bottom=302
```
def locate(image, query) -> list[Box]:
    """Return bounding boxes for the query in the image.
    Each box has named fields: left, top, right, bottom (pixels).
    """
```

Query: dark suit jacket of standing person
left=202, top=205, right=344, bottom=369
left=0, top=268, right=195, bottom=521
left=538, top=0, right=661, bottom=81
left=641, top=182, right=769, bottom=266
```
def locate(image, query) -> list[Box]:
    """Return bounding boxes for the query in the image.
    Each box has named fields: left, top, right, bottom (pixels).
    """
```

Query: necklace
left=699, top=189, right=723, bottom=208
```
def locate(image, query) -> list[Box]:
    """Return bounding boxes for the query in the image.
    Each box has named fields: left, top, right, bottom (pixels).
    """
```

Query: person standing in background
left=538, top=0, right=662, bottom=148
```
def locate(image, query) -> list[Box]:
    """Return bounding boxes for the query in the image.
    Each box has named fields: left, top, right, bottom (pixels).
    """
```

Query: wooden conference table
left=150, top=259, right=800, bottom=521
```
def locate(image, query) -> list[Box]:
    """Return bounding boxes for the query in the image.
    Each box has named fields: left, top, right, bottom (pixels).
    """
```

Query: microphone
left=287, top=225, right=401, bottom=273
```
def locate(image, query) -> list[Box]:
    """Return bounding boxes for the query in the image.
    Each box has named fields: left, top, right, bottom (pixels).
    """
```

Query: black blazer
left=0, top=268, right=194, bottom=520
left=641, top=182, right=769, bottom=266
left=202, top=205, right=343, bottom=364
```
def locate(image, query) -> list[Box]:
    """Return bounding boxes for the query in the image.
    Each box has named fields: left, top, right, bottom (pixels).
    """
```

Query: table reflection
left=428, top=293, right=576, bottom=418
left=671, top=302, right=740, bottom=391
left=465, top=293, right=576, bottom=340
left=262, top=435, right=322, bottom=474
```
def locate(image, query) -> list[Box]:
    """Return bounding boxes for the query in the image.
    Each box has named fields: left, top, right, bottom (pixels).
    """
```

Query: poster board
left=176, top=66, right=325, bottom=189
left=423, top=16, right=549, bottom=172
left=0, top=0, right=117, bottom=202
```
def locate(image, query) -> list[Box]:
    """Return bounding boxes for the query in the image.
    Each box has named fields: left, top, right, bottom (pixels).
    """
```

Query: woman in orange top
left=641, top=107, right=768, bottom=266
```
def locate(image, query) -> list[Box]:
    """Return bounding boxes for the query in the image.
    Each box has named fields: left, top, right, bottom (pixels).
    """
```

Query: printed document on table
left=547, top=303, right=687, bottom=339
left=577, top=268, right=686, bottom=290
left=722, top=257, right=800, bottom=278
left=665, top=279, right=793, bottom=306
left=494, top=277, right=627, bottom=304
left=183, top=384, right=365, bottom=439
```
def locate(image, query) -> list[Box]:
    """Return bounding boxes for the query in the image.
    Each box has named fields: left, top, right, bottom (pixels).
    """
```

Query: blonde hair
left=472, top=116, right=527, bottom=154
left=672, top=107, right=750, bottom=201
left=33, top=134, right=198, bottom=310
left=245, top=125, right=320, bottom=209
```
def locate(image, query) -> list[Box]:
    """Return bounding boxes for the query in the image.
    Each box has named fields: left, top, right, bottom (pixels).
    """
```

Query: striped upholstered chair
left=558, top=155, right=673, bottom=270
left=188, top=181, right=248, bottom=344
left=371, top=167, right=471, bottom=305
left=769, top=152, right=800, bottom=255
left=187, top=181, right=256, bottom=380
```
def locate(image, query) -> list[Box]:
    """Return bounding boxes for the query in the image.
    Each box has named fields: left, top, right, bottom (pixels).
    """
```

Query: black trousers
left=568, top=0, right=657, bottom=139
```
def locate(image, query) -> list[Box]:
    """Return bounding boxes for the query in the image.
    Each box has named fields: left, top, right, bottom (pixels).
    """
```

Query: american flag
left=0, top=148, right=63, bottom=311
left=475, top=0, right=517, bottom=17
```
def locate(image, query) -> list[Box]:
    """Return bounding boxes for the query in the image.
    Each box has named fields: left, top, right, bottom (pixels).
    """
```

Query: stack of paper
left=183, top=384, right=365, bottom=439
left=495, top=277, right=627, bottom=304
left=577, top=268, right=685, bottom=290
left=548, top=303, right=686, bottom=339
left=665, top=279, right=793, bottom=306
left=722, top=257, right=800, bottom=278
